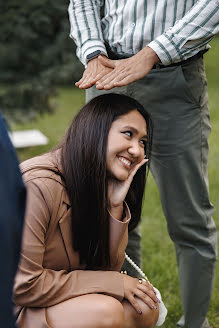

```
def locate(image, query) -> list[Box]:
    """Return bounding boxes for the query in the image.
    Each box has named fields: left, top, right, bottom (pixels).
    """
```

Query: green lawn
left=13, top=38, right=219, bottom=327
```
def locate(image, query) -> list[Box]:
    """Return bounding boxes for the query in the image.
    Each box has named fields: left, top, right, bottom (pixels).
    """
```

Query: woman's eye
left=140, top=140, right=146, bottom=146
left=122, top=131, right=132, bottom=137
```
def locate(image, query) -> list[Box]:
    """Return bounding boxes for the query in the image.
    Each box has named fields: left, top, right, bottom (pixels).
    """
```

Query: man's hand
left=75, top=55, right=113, bottom=89
left=95, top=46, right=159, bottom=90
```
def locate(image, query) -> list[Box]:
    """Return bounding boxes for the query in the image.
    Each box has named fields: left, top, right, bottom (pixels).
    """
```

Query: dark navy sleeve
left=0, top=112, right=26, bottom=328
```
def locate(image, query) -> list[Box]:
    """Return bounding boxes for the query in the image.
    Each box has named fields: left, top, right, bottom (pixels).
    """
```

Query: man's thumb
left=98, top=55, right=115, bottom=68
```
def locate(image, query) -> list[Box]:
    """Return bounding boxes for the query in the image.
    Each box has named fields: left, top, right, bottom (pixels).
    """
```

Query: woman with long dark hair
left=14, top=93, right=167, bottom=328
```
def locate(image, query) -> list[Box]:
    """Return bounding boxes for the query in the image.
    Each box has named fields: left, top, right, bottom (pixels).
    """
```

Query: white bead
left=125, top=252, right=149, bottom=281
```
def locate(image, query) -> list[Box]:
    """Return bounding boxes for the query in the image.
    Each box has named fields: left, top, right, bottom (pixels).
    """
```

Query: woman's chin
left=113, top=171, right=129, bottom=181
left=107, top=167, right=130, bottom=181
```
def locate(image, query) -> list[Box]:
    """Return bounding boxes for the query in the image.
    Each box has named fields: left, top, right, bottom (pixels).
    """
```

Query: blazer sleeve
left=108, top=203, right=131, bottom=272
left=14, top=179, right=127, bottom=308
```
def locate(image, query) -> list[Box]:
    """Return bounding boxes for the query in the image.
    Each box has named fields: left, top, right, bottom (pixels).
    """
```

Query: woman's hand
left=107, top=158, right=147, bottom=219
left=122, top=274, right=159, bottom=314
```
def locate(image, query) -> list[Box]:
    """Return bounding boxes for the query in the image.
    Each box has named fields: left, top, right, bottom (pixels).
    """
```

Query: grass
left=13, top=88, right=85, bottom=162
left=13, top=38, right=219, bottom=327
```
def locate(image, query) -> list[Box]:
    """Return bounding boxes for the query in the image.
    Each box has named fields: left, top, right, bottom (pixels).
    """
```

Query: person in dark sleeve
left=0, top=112, right=26, bottom=328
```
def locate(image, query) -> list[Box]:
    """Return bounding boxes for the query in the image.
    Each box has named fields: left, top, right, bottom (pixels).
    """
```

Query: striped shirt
left=68, top=0, right=219, bottom=66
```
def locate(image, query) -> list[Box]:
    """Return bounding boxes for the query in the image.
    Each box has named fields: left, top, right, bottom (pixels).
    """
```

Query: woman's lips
left=118, top=156, right=132, bottom=169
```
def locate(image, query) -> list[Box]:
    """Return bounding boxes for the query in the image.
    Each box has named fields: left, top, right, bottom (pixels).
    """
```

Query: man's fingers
left=113, top=74, right=139, bottom=87
left=78, top=81, right=93, bottom=89
left=75, top=57, right=113, bottom=89
left=80, top=70, right=109, bottom=88
left=75, top=72, right=90, bottom=87
left=76, top=54, right=151, bottom=89
left=75, top=76, right=85, bottom=86
left=90, top=71, right=108, bottom=84
left=97, top=68, right=128, bottom=83
left=77, top=74, right=98, bottom=89
left=95, top=70, right=112, bottom=83
left=100, top=74, right=129, bottom=89
left=96, top=69, right=140, bottom=89
left=96, top=71, right=119, bottom=87
left=77, top=65, right=114, bottom=89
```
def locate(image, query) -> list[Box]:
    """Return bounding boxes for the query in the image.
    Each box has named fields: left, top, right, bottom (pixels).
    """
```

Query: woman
left=14, top=93, right=167, bottom=328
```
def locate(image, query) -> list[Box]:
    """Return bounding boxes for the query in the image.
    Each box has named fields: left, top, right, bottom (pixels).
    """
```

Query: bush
left=0, top=0, right=83, bottom=121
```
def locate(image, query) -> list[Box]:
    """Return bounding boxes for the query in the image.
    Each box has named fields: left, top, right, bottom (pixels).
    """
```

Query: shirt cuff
left=108, top=201, right=131, bottom=224
left=148, top=33, right=209, bottom=66
left=148, top=35, right=181, bottom=66
left=122, top=201, right=131, bottom=223
left=80, top=40, right=108, bottom=66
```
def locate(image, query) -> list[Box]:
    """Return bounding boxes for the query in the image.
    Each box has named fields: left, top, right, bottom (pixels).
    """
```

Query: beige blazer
left=14, top=150, right=131, bottom=328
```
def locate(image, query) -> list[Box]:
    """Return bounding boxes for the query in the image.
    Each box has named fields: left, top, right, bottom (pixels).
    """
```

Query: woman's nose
left=128, top=142, right=142, bottom=158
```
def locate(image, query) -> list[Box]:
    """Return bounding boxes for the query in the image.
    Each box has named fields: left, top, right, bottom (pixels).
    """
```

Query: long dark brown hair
left=60, top=93, right=153, bottom=269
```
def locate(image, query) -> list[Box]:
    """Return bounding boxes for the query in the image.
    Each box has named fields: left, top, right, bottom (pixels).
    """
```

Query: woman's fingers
left=122, top=274, right=159, bottom=314
left=128, top=158, right=148, bottom=181
left=133, top=289, right=158, bottom=310
left=126, top=294, right=143, bottom=314
left=107, top=158, right=148, bottom=209
left=137, top=283, right=159, bottom=304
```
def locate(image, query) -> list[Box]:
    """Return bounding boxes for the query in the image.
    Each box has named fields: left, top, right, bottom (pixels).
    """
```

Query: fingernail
left=156, top=298, right=161, bottom=303
left=138, top=310, right=142, bottom=314
left=152, top=305, right=157, bottom=310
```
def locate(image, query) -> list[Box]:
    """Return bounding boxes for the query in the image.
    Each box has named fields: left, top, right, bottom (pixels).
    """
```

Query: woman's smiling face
left=106, top=109, right=147, bottom=181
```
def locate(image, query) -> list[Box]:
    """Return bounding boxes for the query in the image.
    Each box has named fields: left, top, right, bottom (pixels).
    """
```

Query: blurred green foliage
left=0, top=0, right=83, bottom=121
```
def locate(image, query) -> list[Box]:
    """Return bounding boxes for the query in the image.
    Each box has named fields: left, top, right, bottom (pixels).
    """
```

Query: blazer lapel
left=59, top=208, right=76, bottom=270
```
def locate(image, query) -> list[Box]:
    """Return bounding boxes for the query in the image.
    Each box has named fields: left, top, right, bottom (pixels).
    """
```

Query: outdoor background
left=1, top=2, right=218, bottom=327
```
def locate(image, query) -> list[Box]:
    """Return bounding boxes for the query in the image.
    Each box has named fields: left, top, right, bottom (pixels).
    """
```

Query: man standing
left=0, top=113, right=26, bottom=327
left=68, top=1, right=219, bottom=327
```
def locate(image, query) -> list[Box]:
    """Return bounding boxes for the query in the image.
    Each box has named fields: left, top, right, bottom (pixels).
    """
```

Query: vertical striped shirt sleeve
left=68, top=0, right=107, bottom=65
left=148, top=0, right=219, bottom=65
